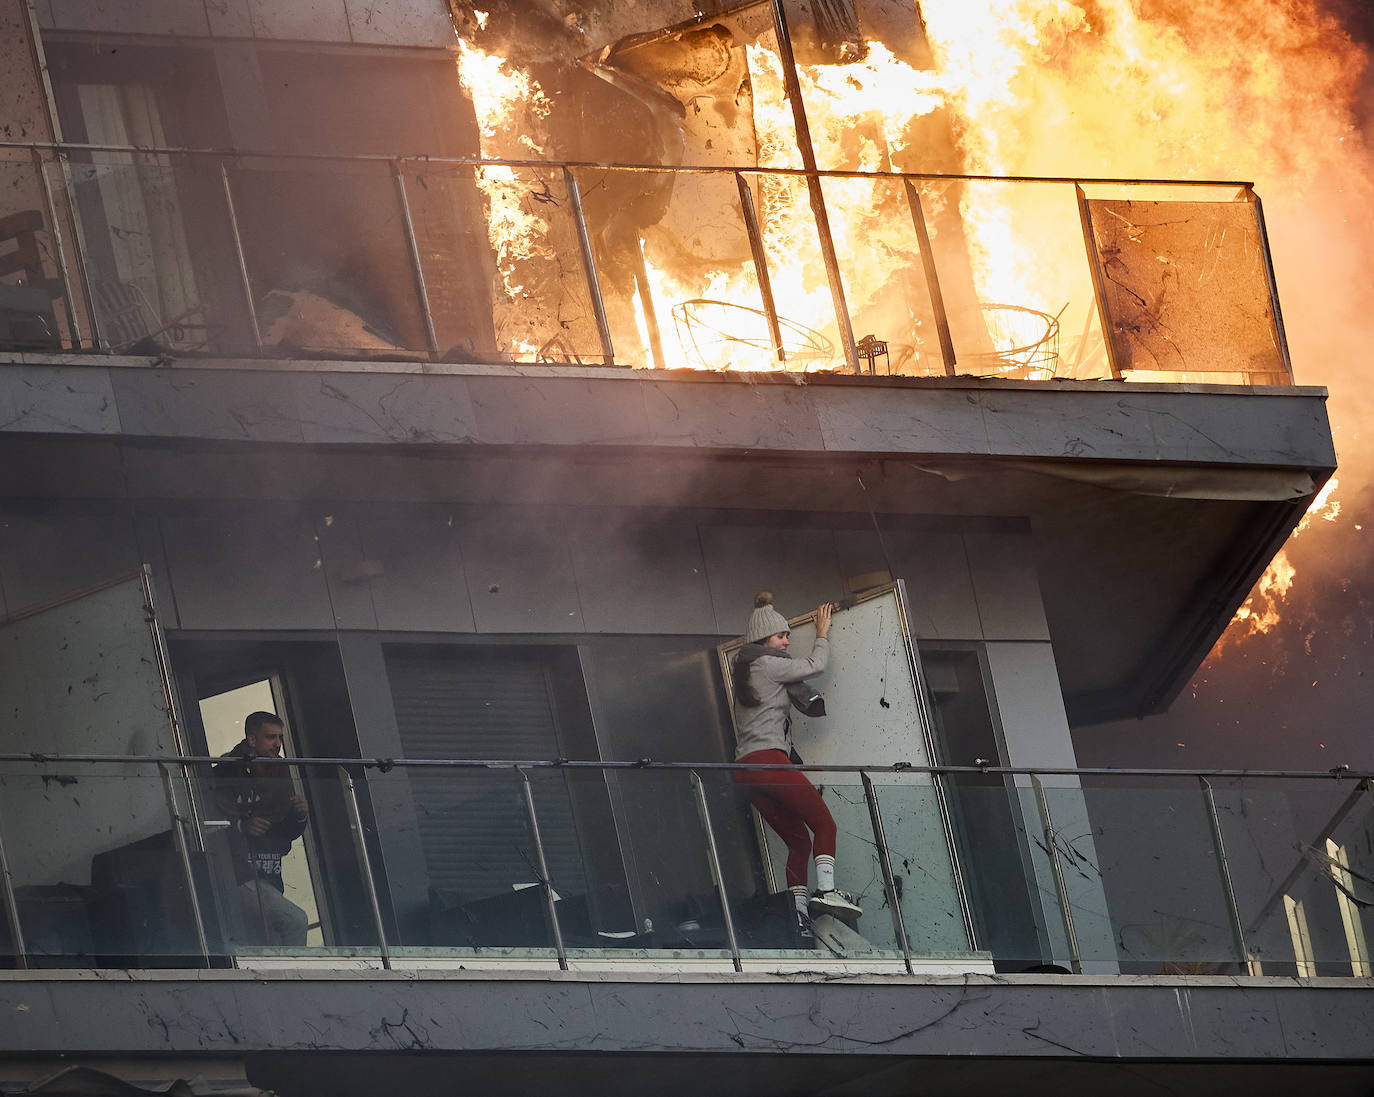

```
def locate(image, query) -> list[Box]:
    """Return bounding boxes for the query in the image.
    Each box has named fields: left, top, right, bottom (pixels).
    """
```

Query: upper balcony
left=0, top=141, right=1294, bottom=384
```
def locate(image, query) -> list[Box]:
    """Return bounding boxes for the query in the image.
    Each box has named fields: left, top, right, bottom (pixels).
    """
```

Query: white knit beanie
left=745, top=591, right=791, bottom=643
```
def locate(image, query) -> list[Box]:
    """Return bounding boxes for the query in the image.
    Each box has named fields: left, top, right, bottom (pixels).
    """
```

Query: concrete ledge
left=3, top=970, right=1372, bottom=1062
left=0, top=359, right=1337, bottom=471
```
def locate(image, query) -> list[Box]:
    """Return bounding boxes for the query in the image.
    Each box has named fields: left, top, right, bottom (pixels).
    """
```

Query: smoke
left=1063, top=0, right=1374, bottom=767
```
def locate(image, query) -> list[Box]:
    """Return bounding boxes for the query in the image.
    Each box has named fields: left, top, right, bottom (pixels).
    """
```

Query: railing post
left=1074, top=184, right=1123, bottom=379
left=562, top=166, right=616, bottom=367
left=735, top=171, right=785, bottom=365
left=766, top=0, right=860, bottom=373
left=691, top=770, right=743, bottom=972
left=861, top=771, right=913, bottom=974
left=1244, top=187, right=1294, bottom=382
left=219, top=162, right=264, bottom=352
left=392, top=159, right=441, bottom=358
left=902, top=179, right=956, bottom=375
left=54, top=151, right=105, bottom=350
left=158, top=763, right=211, bottom=965
left=1031, top=774, right=1082, bottom=974
left=1198, top=776, right=1255, bottom=974
left=0, top=799, right=26, bottom=969
left=516, top=766, right=568, bottom=970
left=30, top=147, right=83, bottom=348
left=337, top=765, right=392, bottom=970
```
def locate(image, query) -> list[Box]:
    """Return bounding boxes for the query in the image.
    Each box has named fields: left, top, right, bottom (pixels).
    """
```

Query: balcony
left=3, top=750, right=1370, bottom=977
left=0, top=141, right=1293, bottom=383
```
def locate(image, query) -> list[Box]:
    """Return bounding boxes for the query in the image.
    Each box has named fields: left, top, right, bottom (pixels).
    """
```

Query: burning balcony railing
left=0, top=141, right=1292, bottom=384
left=1, top=753, right=1368, bottom=975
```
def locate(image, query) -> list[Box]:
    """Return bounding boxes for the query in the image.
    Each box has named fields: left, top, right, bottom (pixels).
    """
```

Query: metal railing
left=0, top=140, right=1292, bottom=382
left=1, top=753, right=1369, bottom=976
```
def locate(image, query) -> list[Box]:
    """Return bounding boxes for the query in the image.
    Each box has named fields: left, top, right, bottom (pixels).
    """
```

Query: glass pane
left=696, top=769, right=833, bottom=960
left=228, top=162, right=430, bottom=357
left=0, top=766, right=201, bottom=965
left=624, top=168, right=781, bottom=372
left=380, top=765, right=557, bottom=959
left=0, top=156, right=69, bottom=350
left=0, top=574, right=175, bottom=759
left=868, top=779, right=970, bottom=957
left=1068, top=781, right=1243, bottom=972
left=197, top=762, right=380, bottom=959
left=819, top=176, right=944, bottom=374
left=469, top=164, right=608, bottom=364
left=941, top=783, right=1062, bottom=971
left=1085, top=196, right=1287, bottom=381
left=56, top=156, right=255, bottom=355
left=1213, top=780, right=1374, bottom=975
left=398, top=163, right=501, bottom=361
left=559, top=769, right=732, bottom=963
left=921, top=179, right=1104, bottom=379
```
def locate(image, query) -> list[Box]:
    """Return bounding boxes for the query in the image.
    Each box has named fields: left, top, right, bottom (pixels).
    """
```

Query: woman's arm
left=761, top=603, right=834, bottom=682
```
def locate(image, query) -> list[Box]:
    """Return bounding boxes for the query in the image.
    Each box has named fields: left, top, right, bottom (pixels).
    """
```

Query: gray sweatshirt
left=733, top=637, right=830, bottom=759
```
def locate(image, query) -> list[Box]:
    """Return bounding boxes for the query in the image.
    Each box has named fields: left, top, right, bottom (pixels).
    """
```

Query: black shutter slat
left=385, top=646, right=588, bottom=905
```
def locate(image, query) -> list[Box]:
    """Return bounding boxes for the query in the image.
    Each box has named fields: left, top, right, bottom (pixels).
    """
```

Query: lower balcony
left=2, top=753, right=1371, bottom=980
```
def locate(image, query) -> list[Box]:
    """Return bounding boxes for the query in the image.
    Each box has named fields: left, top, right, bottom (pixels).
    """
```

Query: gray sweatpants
left=232, top=878, right=308, bottom=947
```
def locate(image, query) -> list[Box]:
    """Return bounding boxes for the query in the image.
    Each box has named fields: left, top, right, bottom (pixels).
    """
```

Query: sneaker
left=809, top=889, right=863, bottom=920
left=794, top=908, right=815, bottom=943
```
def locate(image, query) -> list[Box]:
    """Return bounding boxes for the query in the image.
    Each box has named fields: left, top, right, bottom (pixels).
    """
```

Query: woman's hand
left=814, top=602, right=834, bottom=638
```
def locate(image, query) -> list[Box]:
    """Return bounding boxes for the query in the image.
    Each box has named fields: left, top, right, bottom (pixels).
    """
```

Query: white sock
left=791, top=886, right=809, bottom=915
left=815, top=855, right=835, bottom=893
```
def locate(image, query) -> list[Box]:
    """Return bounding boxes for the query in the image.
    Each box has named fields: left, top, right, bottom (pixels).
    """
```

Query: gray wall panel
left=246, top=0, right=351, bottom=41
left=700, top=524, right=842, bottom=635
left=292, top=373, right=475, bottom=445
left=456, top=507, right=584, bottom=633
left=965, top=529, right=1052, bottom=641
left=0, top=509, right=141, bottom=616
left=317, top=515, right=380, bottom=629
left=45, top=0, right=211, bottom=37
left=566, top=513, right=716, bottom=635
left=813, top=387, right=988, bottom=454
left=881, top=530, right=983, bottom=640
left=357, top=509, right=475, bottom=633
left=0, top=365, right=120, bottom=436
left=346, top=0, right=453, bottom=46
left=465, top=377, right=651, bottom=447
left=980, top=390, right=1155, bottom=462
left=161, top=509, right=335, bottom=629
left=336, top=632, right=430, bottom=942
left=640, top=381, right=821, bottom=450
left=110, top=370, right=304, bottom=443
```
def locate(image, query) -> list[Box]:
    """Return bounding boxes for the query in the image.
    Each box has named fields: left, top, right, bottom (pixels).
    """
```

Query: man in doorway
left=212, top=711, right=310, bottom=947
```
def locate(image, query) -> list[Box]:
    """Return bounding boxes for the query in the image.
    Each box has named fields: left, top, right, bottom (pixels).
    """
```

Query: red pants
left=733, top=749, right=837, bottom=888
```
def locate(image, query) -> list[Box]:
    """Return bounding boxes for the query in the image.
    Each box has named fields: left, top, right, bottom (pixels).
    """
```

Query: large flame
left=1222, top=478, right=1342, bottom=646
left=453, top=3, right=1364, bottom=632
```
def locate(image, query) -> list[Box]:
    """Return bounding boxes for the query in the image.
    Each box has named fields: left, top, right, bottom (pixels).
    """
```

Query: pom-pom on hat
left=745, top=591, right=791, bottom=643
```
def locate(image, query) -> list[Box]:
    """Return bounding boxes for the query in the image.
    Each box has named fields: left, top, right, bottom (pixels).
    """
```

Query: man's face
left=248, top=723, right=285, bottom=757
left=763, top=630, right=790, bottom=652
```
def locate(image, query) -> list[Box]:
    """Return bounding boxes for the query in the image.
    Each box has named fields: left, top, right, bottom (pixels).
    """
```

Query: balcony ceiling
left=0, top=358, right=1336, bottom=723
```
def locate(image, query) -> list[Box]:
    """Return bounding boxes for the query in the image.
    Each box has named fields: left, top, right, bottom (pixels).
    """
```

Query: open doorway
left=198, top=678, right=325, bottom=947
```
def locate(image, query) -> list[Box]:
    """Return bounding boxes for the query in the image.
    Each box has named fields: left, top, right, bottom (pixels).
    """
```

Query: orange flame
left=1222, top=478, right=1341, bottom=645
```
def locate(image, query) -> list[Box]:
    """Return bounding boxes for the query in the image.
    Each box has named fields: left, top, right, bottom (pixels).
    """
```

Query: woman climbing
left=732, top=592, right=863, bottom=938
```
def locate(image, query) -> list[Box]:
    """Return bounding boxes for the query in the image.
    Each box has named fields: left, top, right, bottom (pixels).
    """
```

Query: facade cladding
left=0, top=1, right=1367, bottom=1095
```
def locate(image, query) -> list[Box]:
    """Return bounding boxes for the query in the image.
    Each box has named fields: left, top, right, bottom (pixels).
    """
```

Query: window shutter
left=384, top=645, right=588, bottom=904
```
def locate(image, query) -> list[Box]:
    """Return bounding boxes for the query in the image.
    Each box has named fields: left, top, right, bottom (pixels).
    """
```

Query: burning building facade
left=0, top=0, right=1369, bottom=1094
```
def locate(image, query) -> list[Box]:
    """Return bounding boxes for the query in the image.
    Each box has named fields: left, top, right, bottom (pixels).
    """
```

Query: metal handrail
left=0, top=138, right=1256, bottom=188
left=2, top=752, right=1368, bottom=973
left=4, top=137, right=1282, bottom=381
left=0, top=753, right=1367, bottom=781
